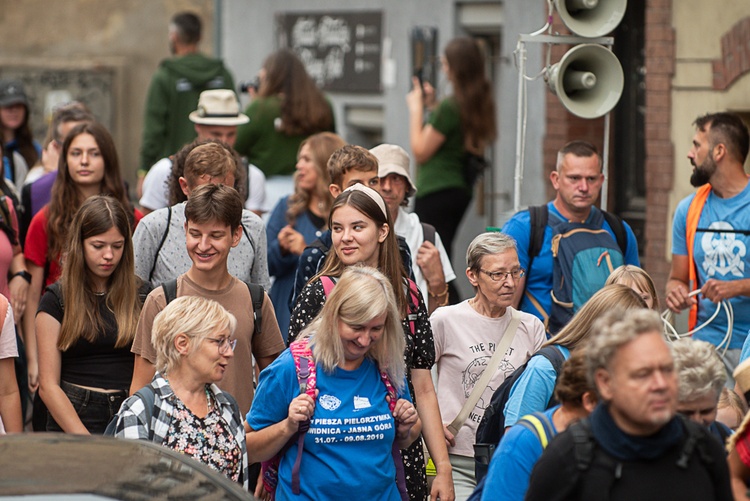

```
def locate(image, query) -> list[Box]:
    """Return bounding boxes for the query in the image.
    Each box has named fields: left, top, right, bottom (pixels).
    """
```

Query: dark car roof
left=0, top=433, right=253, bottom=500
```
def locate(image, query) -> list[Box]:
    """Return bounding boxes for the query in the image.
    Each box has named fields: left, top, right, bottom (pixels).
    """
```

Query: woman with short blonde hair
left=115, top=295, right=249, bottom=489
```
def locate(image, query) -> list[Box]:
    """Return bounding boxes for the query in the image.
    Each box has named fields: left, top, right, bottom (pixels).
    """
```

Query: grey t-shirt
left=133, top=202, right=270, bottom=289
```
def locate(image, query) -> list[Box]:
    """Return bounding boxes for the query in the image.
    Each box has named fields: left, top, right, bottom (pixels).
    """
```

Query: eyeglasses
left=207, top=337, right=237, bottom=355
left=479, top=268, right=525, bottom=282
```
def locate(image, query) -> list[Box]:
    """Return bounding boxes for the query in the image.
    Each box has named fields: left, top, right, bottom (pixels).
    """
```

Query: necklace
left=93, top=291, right=106, bottom=297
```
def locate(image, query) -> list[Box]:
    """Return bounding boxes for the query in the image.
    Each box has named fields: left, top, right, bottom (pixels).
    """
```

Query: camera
left=238, top=78, right=260, bottom=94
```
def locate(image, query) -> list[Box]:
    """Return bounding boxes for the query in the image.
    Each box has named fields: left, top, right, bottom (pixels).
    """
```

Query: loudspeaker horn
left=554, top=0, right=627, bottom=38
left=547, top=43, right=624, bottom=119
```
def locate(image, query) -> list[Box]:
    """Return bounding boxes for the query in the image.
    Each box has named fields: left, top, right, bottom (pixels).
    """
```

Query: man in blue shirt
left=666, top=113, right=750, bottom=372
left=502, top=140, right=640, bottom=326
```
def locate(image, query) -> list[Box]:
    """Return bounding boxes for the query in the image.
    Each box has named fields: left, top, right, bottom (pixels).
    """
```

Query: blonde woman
left=247, top=266, right=420, bottom=500
left=605, top=264, right=660, bottom=310
left=115, top=295, right=249, bottom=488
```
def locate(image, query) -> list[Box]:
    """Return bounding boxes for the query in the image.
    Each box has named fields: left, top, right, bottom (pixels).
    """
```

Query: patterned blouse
left=288, top=276, right=435, bottom=501
left=114, top=374, right=249, bottom=489
left=164, top=390, right=243, bottom=483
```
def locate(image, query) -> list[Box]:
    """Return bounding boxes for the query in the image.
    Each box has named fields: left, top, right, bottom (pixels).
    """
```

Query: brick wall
left=713, top=17, right=750, bottom=90
left=642, top=0, right=675, bottom=299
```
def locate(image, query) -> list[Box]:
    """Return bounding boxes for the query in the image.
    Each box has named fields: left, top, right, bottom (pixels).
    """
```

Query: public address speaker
left=554, top=0, right=628, bottom=38
left=547, top=43, right=624, bottom=119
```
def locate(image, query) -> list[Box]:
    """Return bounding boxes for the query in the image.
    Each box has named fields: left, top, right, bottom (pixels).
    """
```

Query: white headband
left=343, top=183, right=389, bottom=220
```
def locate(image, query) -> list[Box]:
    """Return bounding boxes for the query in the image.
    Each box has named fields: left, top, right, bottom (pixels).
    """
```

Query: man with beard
left=666, top=112, right=750, bottom=378
left=525, top=309, right=731, bottom=501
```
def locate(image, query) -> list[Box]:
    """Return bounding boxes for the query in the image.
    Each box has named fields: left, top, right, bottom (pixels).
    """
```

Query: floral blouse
left=163, top=390, right=242, bottom=483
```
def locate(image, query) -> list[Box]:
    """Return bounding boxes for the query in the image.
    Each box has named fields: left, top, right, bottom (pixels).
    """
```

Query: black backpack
left=474, top=345, right=565, bottom=481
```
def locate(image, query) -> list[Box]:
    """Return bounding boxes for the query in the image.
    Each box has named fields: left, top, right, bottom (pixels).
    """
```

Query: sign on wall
left=276, top=11, right=382, bottom=93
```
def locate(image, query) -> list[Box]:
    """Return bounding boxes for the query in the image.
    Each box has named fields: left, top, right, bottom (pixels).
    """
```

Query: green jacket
left=139, top=53, right=235, bottom=172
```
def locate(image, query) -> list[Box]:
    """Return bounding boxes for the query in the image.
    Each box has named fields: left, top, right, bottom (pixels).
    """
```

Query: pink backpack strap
left=405, top=279, right=420, bottom=336
left=320, top=275, right=336, bottom=297
left=289, top=338, right=317, bottom=400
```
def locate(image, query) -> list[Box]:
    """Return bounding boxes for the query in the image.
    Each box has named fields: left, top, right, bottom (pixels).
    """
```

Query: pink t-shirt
left=431, top=301, right=546, bottom=457
left=0, top=299, right=17, bottom=434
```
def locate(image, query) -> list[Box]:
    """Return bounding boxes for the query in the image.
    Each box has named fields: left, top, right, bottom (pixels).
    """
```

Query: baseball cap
left=189, top=89, right=249, bottom=126
left=0, top=80, right=29, bottom=108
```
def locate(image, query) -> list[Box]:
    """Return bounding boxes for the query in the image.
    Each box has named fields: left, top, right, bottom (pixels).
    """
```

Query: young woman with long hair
left=234, top=49, right=336, bottom=214
left=267, top=132, right=346, bottom=335
left=24, top=122, right=141, bottom=424
left=407, top=37, right=496, bottom=268
left=289, top=185, right=455, bottom=501
left=36, top=195, right=143, bottom=433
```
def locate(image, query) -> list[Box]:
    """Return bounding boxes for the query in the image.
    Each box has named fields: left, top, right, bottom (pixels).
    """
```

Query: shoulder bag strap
left=148, top=205, right=172, bottom=283
left=447, top=308, right=522, bottom=436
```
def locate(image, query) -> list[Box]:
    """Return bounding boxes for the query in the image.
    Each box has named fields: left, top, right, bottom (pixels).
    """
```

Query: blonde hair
left=545, top=284, right=646, bottom=350
left=152, top=296, right=237, bottom=375
left=718, top=388, right=747, bottom=430
left=605, top=265, right=660, bottom=311
left=301, top=266, right=406, bottom=392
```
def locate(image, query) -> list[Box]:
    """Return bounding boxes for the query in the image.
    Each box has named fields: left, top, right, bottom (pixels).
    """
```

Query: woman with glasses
left=114, top=295, right=249, bottom=488
left=36, top=196, right=144, bottom=434
left=430, top=232, right=546, bottom=499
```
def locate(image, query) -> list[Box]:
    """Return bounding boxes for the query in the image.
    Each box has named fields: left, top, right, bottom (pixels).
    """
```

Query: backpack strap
left=246, top=282, right=264, bottom=336
left=148, top=205, right=172, bottom=283
left=517, top=411, right=556, bottom=449
left=241, top=222, right=255, bottom=254
left=522, top=205, right=549, bottom=321
left=288, top=338, right=317, bottom=495
left=601, top=210, right=628, bottom=256
left=685, top=184, right=711, bottom=330
left=320, top=275, right=337, bottom=296
left=132, top=386, right=157, bottom=441
left=535, top=346, right=566, bottom=407
left=161, top=278, right=178, bottom=305
left=406, top=279, right=420, bottom=337
left=421, top=222, right=436, bottom=246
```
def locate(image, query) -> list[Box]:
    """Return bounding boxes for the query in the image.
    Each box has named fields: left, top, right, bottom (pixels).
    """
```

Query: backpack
left=565, top=415, right=720, bottom=500
left=468, top=411, right=556, bottom=501
left=523, top=206, right=628, bottom=329
left=474, top=345, right=565, bottom=481
left=421, top=222, right=436, bottom=246
left=321, top=275, right=422, bottom=338
left=103, top=386, right=156, bottom=438
left=147, top=206, right=256, bottom=284
left=260, top=337, right=408, bottom=500
left=104, top=384, right=240, bottom=440
left=161, top=277, right=264, bottom=336
left=544, top=206, right=626, bottom=334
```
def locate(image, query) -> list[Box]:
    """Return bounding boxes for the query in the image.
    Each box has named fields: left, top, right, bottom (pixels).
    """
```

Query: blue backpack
left=547, top=207, right=625, bottom=334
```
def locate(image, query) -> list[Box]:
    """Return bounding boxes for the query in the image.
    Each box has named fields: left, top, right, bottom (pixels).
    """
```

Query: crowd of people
left=3, top=8, right=750, bottom=501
